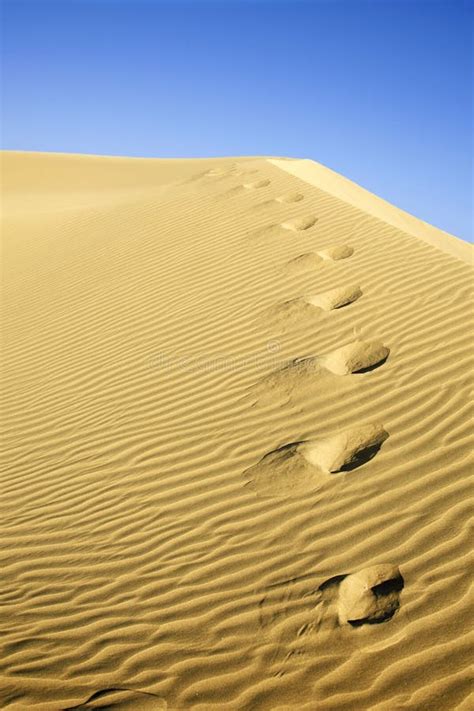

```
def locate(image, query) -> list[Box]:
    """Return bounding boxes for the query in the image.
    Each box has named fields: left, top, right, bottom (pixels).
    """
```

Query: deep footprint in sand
left=300, top=423, right=389, bottom=471
left=261, top=340, right=389, bottom=390
left=337, top=564, right=404, bottom=625
left=257, top=563, right=404, bottom=670
left=318, top=564, right=404, bottom=627
left=321, top=339, right=390, bottom=374
left=245, top=424, right=389, bottom=497
left=281, top=215, right=318, bottom=231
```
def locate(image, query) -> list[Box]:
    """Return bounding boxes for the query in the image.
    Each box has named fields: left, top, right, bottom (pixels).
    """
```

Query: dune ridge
left=268, top=158, right=472, bottom=263
left=1, top=151, right=473, bottom=710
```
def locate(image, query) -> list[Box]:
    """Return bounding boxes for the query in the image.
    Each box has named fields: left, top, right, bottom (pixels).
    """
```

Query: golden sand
left=1, top=151, right=473, bottom=710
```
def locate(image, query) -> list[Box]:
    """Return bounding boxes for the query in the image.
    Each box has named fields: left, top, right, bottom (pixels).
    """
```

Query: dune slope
left=1, top=151, right=473, bottom=710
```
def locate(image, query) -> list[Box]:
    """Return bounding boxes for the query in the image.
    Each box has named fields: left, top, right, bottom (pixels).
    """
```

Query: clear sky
left=2, top=0, right=472, bottom=241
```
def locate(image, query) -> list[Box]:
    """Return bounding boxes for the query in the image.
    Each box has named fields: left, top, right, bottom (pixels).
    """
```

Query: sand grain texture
left=1, top=151, right=473, bottom=710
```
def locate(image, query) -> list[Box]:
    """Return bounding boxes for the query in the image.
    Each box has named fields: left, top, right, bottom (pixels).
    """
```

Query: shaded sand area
left=1, top=151, right=473, bottom=710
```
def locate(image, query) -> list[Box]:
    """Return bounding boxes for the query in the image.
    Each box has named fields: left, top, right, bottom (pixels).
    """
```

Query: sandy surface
left=1, top=151, right=473, bottom=710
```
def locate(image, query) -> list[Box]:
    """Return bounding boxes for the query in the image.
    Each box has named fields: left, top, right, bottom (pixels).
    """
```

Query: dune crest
left=269, top=158, right=472, bottom=262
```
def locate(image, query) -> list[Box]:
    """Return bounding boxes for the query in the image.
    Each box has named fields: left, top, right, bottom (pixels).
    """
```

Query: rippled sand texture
left=2, top=151, right=473, bottom=710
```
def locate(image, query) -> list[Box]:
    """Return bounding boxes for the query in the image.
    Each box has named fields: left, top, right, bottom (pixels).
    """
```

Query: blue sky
left=2, top=0, right=472, bottom=241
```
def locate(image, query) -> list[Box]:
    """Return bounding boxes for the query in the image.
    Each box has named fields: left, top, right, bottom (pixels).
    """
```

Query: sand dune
left=1, top=151, right=473, bottom=710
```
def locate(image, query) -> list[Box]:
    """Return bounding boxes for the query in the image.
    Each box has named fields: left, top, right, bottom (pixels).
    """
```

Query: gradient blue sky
left=2, top=0, right=472, bottom=240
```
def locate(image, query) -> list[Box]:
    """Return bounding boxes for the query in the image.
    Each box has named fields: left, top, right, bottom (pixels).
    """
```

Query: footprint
left=318, top=244, right=354, bottom=260
left=299, top=423, right=389, bottom=472
left=336, top=565, right=404, bottom=626
left=221, top=177, right=271, bottom=199
left=286, top=252, right=324, bottom=273
left=245, top=442, right=315, bottom=497
left=281, top=215, right=318, bottom=232
left=264, top=287, right=362, bottom=331
left=276, top=193, right=305, bottom=203
left=261, top=340, right=389, bottom=393
left=285, top=245, right=353, bottom=273
left=321, top=339, right=389, bottom=374
left=245, top=424, right=389, bottom=497
left=243, top=178, right=271, bottom=189
left=257, top=564, right=403, bottom=674
left=304, top=285, right=362, bottom=311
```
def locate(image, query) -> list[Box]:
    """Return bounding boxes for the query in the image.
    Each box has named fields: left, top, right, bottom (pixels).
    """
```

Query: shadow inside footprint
left=352, top=354, right=389, bottom=374
left=372, top=576, right=405, bottom=597
left=318, top=574, right=348, bottom=593
left=339, top=441, right=385, bottom=471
